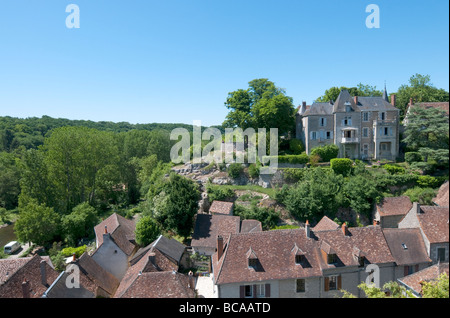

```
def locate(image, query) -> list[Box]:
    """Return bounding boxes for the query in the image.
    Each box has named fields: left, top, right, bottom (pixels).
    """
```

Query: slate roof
left=0, top=255, right=59, bottom=298
left=132, top=235, right=186, bottom=266
left=94, top=213, right=136, bottom=256
left=302, top=102, right=333, bottom=116
left=383, top=228, right=431, bottom=266
left=398, top=262, right=449, bottom=296
left=357, top=96, right=399, bottom=111
left=418, top=206, right=449, bottom=244
left=333, top=90, right=360, bottom=113
left=377, top=196, right=413, bottom=217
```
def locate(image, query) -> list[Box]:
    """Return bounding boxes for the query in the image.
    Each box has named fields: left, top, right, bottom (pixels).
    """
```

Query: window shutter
left=337, top=275, right=342, bottom=290
left=253, top=285, right=257, bottom=298
left=265, top=284, right=271, bottom=298
left=239, top=286, right=245, bottom=298
left=324, top=277, right=330, bottom=292
left=404, top=266, right=409, bottom=276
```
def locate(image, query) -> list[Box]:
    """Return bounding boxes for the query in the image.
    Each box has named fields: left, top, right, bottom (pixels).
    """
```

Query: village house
left=397, top=262, right=449, bottom=297
left=209, top=201, right=234, bottom=216
left=92, top=213, right=138, bottom=280
left=0, top=255, right=59, bottom=298
left=211, top=217, right=435, bottom=298
left=374, top=196, right=413, bottom=228
left=191, top=213, right=262, bottom=256
left=296, top=88, right=400, bottom=160
left=398, top=203, right=449, bottom=264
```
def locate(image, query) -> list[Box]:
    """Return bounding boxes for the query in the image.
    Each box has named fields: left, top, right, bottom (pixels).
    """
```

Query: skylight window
left=402, top=243, right=408, bottom=250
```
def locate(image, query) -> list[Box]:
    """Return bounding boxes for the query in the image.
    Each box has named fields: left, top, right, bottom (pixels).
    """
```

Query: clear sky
left=0, top=0, right=448, bottom=127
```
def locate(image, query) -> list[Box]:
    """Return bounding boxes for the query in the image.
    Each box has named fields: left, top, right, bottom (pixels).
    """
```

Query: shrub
left=61, top=245, right=87, bottom=258
left=310, top=144, right=339, bottom=162
left=248, top=163, right=260, bottom=178
left=403, top=187, right=437, bottom=205
left=289, top=139, right=305, bottom=154
left=281, top=168, right=306, bottom=183
left=206, top=184, right=235, bottom=202
left=330, top=158, right=353, bottom=176
left=263, top=154, right=309, bottom=165
left=405, top=152, right=423, bottom=164
left=384, top=164, right=406, bottom=175
left=417, top=175, right=440, bottom=188
left=228, top=163, right=244, bottom=179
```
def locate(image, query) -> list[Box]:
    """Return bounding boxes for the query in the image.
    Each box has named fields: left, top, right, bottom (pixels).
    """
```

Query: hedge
left=330, top=158, right=353, bottom=176
left=61, top=245, right=87, bottom=258
left=384, top=164, right=406, bottom=175
left=405, top=152, right=423, bottom=164
left=262, top=154, right=309, bottom=165
left=310, top=144, right=339, bottom=162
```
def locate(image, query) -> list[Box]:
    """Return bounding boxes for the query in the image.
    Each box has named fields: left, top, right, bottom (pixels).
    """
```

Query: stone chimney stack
left=104, top=225, right=108, bottom=234
left=390, top=94, right=396, bottom=106
left=40, top=260, right=48, bottom=286
left=409, top=98, right=414, bottom=107
left=217, top=236, right=224, bottom=260
left=21, top=279, right=30, bottom=298
left=342, top=222, right=350, bottom=236
left=354, top=96, right=358, bottom=105
left=305, top=220, right=311, bottom=238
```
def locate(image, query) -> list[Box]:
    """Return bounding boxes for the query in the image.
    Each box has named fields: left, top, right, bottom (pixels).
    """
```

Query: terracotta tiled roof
left=418, top=206, right=449, bottom=244
left=240, top=219, right=262, bottom=233
left=0, top=255, right=59, bottom=298
left=209, top=201, right=234, bottom=215
left=94, top=213, right=136, bottom=256
left=377, top=196, right=412, bottom=217
left=315, top=226, right=396, bottom=267
left=213, top=229, right=323, bottom=285
left=191, top=214, right=241, bottom=249
left=433, top=181, right=449, bottom=207
left=398, top=263, right=449, bottom=296
left=313, top=216, right=340, bottom=232
left=383, top=228, right=431, bottom=266
left=116, top=271, right=196, bottom=298
left=414, top=102, right=449, bottom=115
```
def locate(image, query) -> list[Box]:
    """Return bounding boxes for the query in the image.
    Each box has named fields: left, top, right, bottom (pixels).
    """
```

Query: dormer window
left=295, top=254, right=306, bottom=265
left=327, top=253, right=337, bottom=265
left=248, top=258, right=258, bottom=269
left=247, top=248, right=260, bottom=271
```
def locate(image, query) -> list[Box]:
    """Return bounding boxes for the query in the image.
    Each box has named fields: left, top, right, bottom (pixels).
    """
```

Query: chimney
left=413, top=202, right=422, bottom=214
left=217, top=236, right=224, bottom=260
left=342, top=222, right=349, bottom=236
left=148, top=252, right=156, bottom=266
left=373, top=219, right=379, bottom=226
left=40, top=260, right=47, bottom=286
left=299, top=101, right=307, bottom=115
left=409, top=98, right=414, bottom=107
left=22, top=279, right=30, bottom=298
left=305, top=220, right=311, bottom=238
left=390, top=94, right=396, bottom=106
left=104, top=225, right=108, bottom=234
left=354, top=96, right=358, bottom=105
left=188, top=271, right=195, bottom=290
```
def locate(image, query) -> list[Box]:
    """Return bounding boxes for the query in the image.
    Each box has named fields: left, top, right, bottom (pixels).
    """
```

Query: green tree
left=0, top=152, right=20, bottom=210
left=135, top=215, right=161, bottom=247
left=283, top=168, right=344, bottom=221
left=343, top=175, right=382, bottom=218
left=394, top=74, right=449, bottom=117
left=316, top=83, right=383, bottom=102
left=422, top=273, right=449, bottom=298
left=152, top=173, right=200, bottom=238
left=61, top=202, right=98, bottom=246
left=403, top=105, right=449, bottom=169
left=14, top=201, right=60, bottom=246
left=223, top=79, right=296, bottom=136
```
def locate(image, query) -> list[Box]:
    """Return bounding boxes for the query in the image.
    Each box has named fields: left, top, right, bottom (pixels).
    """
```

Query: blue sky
left=0, top=0, right=448, bottom=127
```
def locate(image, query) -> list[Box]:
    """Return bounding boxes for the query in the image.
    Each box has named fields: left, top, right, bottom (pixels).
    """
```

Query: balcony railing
left=341, top=137, right=359, bottom=144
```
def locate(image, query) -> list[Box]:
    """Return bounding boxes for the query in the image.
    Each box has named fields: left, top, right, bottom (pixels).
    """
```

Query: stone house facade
left=296, top=88, right=400, bottom=160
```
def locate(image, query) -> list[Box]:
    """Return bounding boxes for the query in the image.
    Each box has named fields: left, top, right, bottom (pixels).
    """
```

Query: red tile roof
left=433, top=181, right=449, bottom=207
left=399, top=263, right=449, bottom=296
left=313, top=216, right=340, bottom=231
left=94, top=213, right=137, bottom=256
left=0, top=255, right=59, bottom=298
left=418, top=206, right=449, bottom=244
left=377, top=196, right=412, bottom=217
left=382, top=228, right=431, bottom=266
left=209, top=201, right=234, bottom=215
